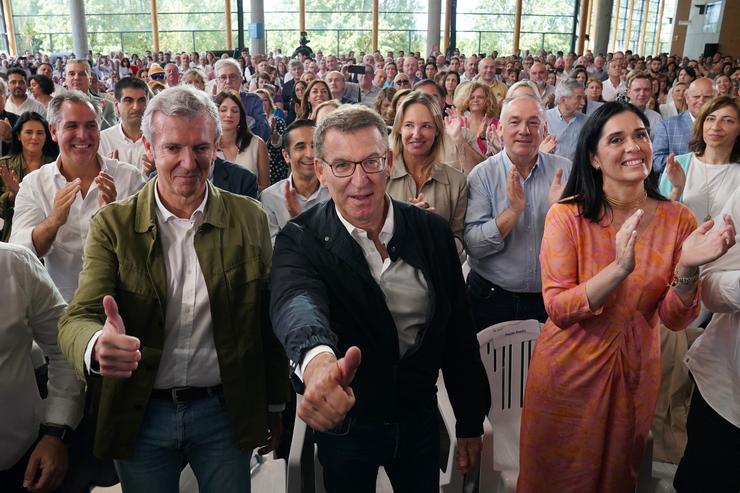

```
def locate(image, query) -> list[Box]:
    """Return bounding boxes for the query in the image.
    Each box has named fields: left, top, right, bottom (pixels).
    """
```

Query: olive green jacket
left=58, top=179, right=290, bottom=459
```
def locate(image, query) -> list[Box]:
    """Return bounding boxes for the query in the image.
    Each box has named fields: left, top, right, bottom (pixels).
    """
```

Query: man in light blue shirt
left=261, top=119, right=330, bottom=244
left=545, top=79, right=587, bottom=162
left=465, top=95, right=572, bottom=330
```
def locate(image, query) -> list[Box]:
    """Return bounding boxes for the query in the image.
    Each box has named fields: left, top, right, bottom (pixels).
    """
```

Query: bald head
left=685, top=77, right=716, bottom=117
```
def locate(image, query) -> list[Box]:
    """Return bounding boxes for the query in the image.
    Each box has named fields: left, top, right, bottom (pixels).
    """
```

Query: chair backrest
left=478, top=319, right=542, bottom=472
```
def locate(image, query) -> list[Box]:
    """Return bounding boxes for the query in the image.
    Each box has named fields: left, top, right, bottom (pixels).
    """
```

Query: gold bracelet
left=671, top=268, right=699, bottom=287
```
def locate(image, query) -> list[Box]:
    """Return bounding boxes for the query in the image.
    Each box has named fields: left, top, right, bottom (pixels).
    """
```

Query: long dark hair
left=9, top=111, right=59, bottom=157
left=214, top=90, right=253, bottom=152
left=561, top=101, right=666, bottom=222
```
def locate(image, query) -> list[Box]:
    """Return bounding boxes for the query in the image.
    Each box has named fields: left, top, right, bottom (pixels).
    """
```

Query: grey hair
left=499, top=94, right=546, bottom=123
left=555, top=78, right=584, bottom=101
left=289, top=59, right=303, bottom=70
left=66, top=59, right=91, bottom=75
left=314, top=104, right=387, bottom=159
left=506, top=80, right=540, bottom=100
left=141, top=85, right=222, bottom=144
left=47, top=90, right=101, bottom=128
left=214, top=58, right=241, bottom=75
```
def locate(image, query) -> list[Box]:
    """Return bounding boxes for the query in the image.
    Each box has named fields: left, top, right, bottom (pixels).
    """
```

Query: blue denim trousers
left=466, top=271, right=547, bottom=331
left=114, top=390, right=252, bottom=493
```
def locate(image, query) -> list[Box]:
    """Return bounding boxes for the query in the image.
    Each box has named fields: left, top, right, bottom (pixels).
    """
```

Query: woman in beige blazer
left=387, top=91, right=467, bottom=256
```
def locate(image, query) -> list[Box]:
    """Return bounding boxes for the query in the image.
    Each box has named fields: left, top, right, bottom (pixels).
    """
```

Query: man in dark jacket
left=270, top=105, right=490, bottom=492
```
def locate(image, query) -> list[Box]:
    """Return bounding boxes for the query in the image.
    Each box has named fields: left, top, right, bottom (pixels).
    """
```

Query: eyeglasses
left=218, top=74, right=241, bottom=82
left=395, top=79, right=410, bottom=86
left=320, top=156, right=387, bottom=177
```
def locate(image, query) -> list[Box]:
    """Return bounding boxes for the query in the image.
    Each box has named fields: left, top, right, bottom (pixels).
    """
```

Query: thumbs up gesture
left=92, top=295, right=141, bottom=378
left=299, top=346, right=362, bottom=431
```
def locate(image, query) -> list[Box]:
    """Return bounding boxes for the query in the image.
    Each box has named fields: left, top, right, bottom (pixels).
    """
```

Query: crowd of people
left=0, top=41, right=739, bottom=493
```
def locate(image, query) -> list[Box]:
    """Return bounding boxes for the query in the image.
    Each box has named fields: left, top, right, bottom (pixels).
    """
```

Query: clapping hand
left=506, top=166, right=525, bottom=213
left=96, top=171, right=117, bottom=207
left=547, top=168, right=565, bottom=205
left=614, top=209, right=643, bottom=275
left=665, top=153, right=686, bottom=199
left=539, top=134, right=557, bottom=154
left=678, top=214, right=736, bottom=269
left=409, top=192, right=435, bottom=212
left=0, top=164, right=20, bottom=198
left=50, top=179, right=81, bottom=228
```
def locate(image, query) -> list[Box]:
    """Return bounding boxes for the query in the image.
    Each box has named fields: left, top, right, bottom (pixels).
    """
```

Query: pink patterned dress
left=518, top=201, right=700, bottom=492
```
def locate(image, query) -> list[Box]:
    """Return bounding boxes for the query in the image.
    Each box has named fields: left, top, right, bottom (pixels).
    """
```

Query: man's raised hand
left=92, top=295, right=141, bottom=378
left=299, top=346, right=361, bottom=431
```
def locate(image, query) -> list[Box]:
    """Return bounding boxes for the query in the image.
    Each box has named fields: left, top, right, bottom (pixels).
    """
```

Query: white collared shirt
left=602, top=78, right=626, bottom=102
left=299, top=199, right=429, bottom=376
left=260, top=175, right=330, bottom=245
left=151, top=185, right=221, bottom=388
left=0, top=243, right=84, bottom=469
left=10, top=155, right=145, bottom=301
left=99, top=123, right=147, bottom=175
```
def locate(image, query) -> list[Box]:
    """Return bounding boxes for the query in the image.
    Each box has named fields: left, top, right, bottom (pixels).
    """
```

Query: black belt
left=471, top=271, right=541, bottom=298
left=150, top=385, right=222, bottom=404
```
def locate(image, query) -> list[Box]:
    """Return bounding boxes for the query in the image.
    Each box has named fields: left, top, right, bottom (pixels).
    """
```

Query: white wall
left=682, top=0, right=725, bottom=58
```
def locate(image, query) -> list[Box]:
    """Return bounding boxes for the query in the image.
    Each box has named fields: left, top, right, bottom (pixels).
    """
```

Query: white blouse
left=682, top=155, right=740, bottom=223
left=686, top=188, right=740, bottom=427
left=217, top=135, right=265, bottom=182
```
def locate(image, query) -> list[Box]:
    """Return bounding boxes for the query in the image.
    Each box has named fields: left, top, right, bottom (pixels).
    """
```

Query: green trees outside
left=10, top=0, right=577, bottom=56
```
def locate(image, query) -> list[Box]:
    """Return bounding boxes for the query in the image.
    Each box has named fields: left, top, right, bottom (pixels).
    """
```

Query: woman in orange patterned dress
left=518, top=102, right=736, bottom=492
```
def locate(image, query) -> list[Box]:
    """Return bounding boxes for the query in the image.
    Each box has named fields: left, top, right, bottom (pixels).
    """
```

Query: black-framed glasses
left=395, top=79, right=410, bottom=86
left=321, top=156, right=387, bottom=177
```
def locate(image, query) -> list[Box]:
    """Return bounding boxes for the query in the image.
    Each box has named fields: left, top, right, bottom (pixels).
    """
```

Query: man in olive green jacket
left=58, top=85, right=290, bottom=492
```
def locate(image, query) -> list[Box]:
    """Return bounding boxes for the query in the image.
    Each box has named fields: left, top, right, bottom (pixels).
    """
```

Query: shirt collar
left=336, top=195, right=394, bottom=245
left=501, top=148, right=541, bottom=179
left=154, top=181, right=208, bottom=223
left=390, top=156, right=449, bottom=184
left=117, top=123, right=143, bottom=144
left=288, top=174, right=325, bottom=199
left=52, top=154, right=107, bottom=180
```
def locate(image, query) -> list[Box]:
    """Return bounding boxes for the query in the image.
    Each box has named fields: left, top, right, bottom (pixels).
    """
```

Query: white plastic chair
left=477, top=319, right=543, bottom=493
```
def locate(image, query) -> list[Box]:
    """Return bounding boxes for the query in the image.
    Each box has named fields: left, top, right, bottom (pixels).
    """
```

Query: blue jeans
left=114, top=391, right=252, bottom=493
left=467, top=271, right=547, bottom=331
left=315, top=400, right=440, bottom=493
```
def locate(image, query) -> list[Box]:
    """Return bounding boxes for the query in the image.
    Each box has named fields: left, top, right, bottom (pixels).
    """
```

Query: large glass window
left=9, top=0, right=581, bottom=55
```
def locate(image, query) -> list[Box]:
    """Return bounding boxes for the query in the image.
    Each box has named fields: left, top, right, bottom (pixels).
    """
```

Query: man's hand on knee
left=299, top=346, right=361, bottom=431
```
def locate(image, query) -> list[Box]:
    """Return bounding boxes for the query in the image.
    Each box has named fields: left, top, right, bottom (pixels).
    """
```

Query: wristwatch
left=39, top=423, right=73, bottom=444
